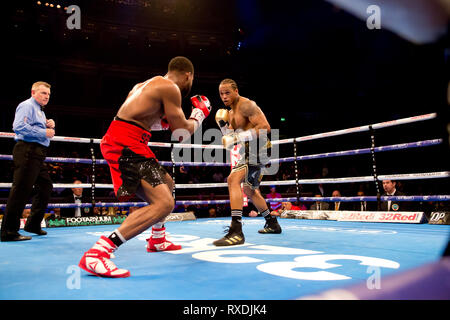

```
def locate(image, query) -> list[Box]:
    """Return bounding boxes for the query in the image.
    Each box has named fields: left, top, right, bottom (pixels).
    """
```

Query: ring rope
left=0, top=113, right=437, bottom=148
left=0, top=195, right=449, bottom=210
left=271, top=113, right=437, bottom=145
left=1, top=113, right=447, bottom=212
left=0, top=171, right=448, bottom=190
left=0, top=138, right=442, bottom=167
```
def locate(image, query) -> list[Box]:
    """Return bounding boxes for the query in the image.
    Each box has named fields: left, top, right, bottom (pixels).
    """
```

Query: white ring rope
left=0, top=195, right=449, bottom=210
left=0, top=171, right=448, bottom=190
left=269, top=113, right=437, bottom=145
left=0, top=112, right=437, bottom=148
left=0, top=138, right=442, bottom=167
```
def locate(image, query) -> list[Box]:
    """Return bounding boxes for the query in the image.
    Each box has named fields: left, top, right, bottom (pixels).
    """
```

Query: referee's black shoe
left=1, top=231, right=32, bottom=242
left=24, top=226, right=47, bottom=236
left=24, top=219, right=47, bottom=235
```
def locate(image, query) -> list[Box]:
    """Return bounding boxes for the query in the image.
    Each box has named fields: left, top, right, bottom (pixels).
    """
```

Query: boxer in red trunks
left=100, top=118, right=161, bottom=202
left=79, top=56, right=212, bottom=278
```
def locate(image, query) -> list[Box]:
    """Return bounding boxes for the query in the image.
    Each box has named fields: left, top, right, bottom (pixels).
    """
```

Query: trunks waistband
left=114, top=116, right=151, bottom=133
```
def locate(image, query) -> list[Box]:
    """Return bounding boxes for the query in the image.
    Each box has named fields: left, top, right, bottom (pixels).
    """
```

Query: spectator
left=271, top=201, right=307, bottom=216
left=208, top=207, right=217, bottom=218
left=351, top=190, right=370, bottom=211
left=285, top=202, right=307, bottom=211
left=212, top=171, right=224, bottom=183
left=249, top=210, right=259, bottom=217
left=178, top=165, right=190, bottom=184
left=310, top=174, right=327, bottom=196
left=310, top=194, right=330, bottom=210
left=380, top=180, right=409, bottom=211
left=22, top=208, right=31, bottom=219
left=60, top=180, right=95, bottom=217
left=330, top=189, right=350, bottom=211
left=106, top=207, right=119, bottom=216
left=266, top=185, right=282, bottom=211
left=207, top=192, right=219, bottom=217
left=128, top=206, right=139, bottom=214
left=52, top=208, right=61, bottom=219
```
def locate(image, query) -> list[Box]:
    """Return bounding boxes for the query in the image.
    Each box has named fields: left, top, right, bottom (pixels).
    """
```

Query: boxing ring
left=0, top=112, right=449, bottom=300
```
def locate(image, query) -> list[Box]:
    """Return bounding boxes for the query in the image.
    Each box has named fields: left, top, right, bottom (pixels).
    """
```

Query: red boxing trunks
left=100, top=116, right=168, bottom=201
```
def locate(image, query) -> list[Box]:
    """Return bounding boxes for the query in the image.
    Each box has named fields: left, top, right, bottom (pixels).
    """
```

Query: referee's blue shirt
left=13, top=97, right=50, bottom=147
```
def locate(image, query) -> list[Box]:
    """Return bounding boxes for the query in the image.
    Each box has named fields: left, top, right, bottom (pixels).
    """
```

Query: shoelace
left=100, top=239, right=118, bottom=254
left=101, top=256, right=117, bottom=271
left=261, top=221, right=274, bottom=232
left=223, top=221, right=245, bottom=235
left=223, top=226, right=231, bottom=234
left=223, top=226, right=236, bottom=238
left=222, top=226, right=244, bottom=238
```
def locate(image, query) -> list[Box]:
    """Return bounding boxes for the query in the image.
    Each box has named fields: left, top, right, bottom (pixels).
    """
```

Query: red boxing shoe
left=146, top=226, right=182, bottom=252
left=79, top=236, right=130, bottom=278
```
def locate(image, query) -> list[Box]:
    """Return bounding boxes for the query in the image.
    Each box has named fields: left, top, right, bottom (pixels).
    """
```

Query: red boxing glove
left=189, top=95, right=211, bottom=129
left=150, top=116, right=169, bottom=131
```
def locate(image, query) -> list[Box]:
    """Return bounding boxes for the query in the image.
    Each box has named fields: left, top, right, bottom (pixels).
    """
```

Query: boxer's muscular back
left=116, top=76, right=178, bottom=130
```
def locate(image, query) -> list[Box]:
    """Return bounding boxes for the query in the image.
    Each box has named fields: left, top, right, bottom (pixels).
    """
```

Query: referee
left=1, top=82, right=55, bottom=241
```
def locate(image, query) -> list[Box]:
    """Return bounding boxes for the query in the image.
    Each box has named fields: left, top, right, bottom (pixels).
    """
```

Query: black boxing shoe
left=258, top=218, right=282, bottom=234
left=213, top=223, right=245, bottom=246
left=24, top=226, right=47, bottom=236
left=1, top=231, right=32, bottom=242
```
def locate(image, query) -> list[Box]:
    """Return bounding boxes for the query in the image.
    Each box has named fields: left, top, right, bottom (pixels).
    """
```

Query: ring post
left=89, top=138, right=96, bottom=212
left=369, top=125, right=381, bottom=210
left=170, top=143, right=176, bottom=200
left=293, top=137, right=300, bottom=203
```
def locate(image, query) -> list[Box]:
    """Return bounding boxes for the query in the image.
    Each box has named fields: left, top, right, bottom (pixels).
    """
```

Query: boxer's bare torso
left=219, top=83, right=270, bottom=134
left=229, top=97, right=255, bottom=131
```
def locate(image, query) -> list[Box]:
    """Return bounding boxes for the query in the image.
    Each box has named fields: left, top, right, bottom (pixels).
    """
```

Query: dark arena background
left=0, top=0, right=449, bottom=312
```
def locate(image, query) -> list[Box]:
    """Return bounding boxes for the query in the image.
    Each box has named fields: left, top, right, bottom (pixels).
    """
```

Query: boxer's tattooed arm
left=240, top=100, right=271, bottom=135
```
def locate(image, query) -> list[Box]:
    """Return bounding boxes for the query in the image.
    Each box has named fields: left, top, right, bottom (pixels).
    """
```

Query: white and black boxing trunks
left=231, top=137, right=272, bottom=189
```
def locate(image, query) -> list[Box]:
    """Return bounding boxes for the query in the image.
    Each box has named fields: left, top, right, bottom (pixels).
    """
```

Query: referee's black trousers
left=1, top=141, right=53, bottom=236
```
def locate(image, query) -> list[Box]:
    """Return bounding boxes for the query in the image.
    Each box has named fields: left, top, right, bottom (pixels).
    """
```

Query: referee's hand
left=46, top=128, right=55, bottom=138
left=46, top=119, right=55, bottom=129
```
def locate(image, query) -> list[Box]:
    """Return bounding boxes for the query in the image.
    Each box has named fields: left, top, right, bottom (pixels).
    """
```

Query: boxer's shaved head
left=168, top=56, right=194, bottom=74
left=167, top=56, right=194, bottom=97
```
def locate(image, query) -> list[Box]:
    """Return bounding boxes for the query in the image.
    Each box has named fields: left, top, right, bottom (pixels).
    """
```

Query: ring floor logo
left=86, top=229, right=400, bottom=282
